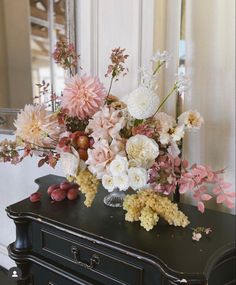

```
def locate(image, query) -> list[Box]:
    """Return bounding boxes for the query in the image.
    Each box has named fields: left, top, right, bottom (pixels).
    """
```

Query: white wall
left=0, top=135, right=64, bottom=269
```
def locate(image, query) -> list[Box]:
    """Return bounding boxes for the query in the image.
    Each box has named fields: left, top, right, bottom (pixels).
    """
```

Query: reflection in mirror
left=0, top=0, right=75, bottom=133
left=30, top=0, right=66, bottom=105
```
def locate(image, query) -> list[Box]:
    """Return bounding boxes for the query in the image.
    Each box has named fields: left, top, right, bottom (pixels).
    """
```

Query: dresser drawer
left=31, top=223, right=147, bottom=285
left=30, top=261, right=99, bottom=285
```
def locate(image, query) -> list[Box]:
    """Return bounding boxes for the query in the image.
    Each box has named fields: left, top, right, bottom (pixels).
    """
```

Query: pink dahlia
left=61, top=74, right=107, bottom=119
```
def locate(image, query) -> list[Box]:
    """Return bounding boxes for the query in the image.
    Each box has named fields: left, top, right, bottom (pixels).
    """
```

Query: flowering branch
left=105, top=47, right=129, bottom=97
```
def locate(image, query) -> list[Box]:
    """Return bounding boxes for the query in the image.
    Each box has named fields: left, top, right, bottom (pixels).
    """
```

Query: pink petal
left=217, top=194, right=226, bottom=204
left=198, top=201, right=205, bottom=213
left=213, top=187, right=221, bottom=195
left=226, top=192, right=236, bottom=198
left=225, top=198, right=234, bottom=209
left=201, top=194, right=212, bottom=201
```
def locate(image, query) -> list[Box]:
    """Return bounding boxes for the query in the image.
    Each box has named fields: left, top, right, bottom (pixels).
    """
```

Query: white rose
left=102, top=174, right=115, bottom=192
left=126, top=86, right=159, bottom=119
left=128, top=167, right=148, bottom=190
left=60, top=152, right=79, bottom=176
left=113, top=174, right=129, bottom=191
left=126, top=134, right=159, bottom=169
left=109, top=155, right=128, bottom=176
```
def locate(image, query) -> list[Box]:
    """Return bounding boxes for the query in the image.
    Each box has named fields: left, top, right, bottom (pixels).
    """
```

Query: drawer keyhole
left=71, top=246, right=100, bottom=270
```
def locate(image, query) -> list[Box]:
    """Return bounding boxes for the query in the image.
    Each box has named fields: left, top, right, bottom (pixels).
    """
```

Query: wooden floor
left=0, top=266, right=16, bottom=285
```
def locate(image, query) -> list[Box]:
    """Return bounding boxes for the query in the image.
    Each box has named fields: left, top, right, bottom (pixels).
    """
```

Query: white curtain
left=154, top=0, right=235, bottom=213
left=183, top=0, right=235, bottom=213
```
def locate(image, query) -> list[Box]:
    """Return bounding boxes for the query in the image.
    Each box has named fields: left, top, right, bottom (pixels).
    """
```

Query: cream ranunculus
left=126, top=134, right=159, bottom=169
left=109, top=155, right=128, bottom=176
left=126, top=86, right=159, bottom=119
left=128, top=167, right=148, bottom=190
left=102, top=174, right=115, bottom=192
left=113, top=174, right=129, bottom=191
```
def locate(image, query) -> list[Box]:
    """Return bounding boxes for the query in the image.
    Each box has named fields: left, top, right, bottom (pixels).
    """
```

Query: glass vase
left=103, top=188, right=125, bottom=208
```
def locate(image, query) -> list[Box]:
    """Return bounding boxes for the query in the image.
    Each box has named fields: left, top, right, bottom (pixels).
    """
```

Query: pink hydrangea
left=61, top=74, right=107, bottom=119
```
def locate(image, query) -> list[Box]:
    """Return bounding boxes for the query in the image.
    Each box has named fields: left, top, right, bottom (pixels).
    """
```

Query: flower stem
left=107, top=76, right=114, bottom=97
left=153, top=61, right=165, bottom=76
left=152, top=84, right=177, bottom=117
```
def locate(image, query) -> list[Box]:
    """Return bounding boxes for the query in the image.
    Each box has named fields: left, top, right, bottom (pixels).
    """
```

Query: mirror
left=0, top=0, right=76, bottom=133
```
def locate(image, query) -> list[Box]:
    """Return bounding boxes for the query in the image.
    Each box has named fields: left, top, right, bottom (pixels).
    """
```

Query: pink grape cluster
left=30, top=181, right=79, bottom=203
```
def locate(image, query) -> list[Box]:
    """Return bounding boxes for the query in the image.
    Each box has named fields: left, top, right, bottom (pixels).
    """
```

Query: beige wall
left=0, top=0, right=9, bottom=107
left=0, top=0, right=32, bottom=108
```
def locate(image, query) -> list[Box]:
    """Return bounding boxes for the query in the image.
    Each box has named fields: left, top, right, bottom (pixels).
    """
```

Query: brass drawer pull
left=71, top=246, right=100, bottom=270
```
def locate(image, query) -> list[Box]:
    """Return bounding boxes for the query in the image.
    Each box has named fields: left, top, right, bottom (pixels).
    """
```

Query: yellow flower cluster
left=76, top=169, right=99, bottom=207
left=123, top=189, right=190, bottom=231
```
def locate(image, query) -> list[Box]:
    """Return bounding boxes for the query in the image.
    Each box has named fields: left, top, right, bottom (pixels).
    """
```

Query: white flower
left=109, top=155, right=128, bottom=176
left=113, top=174, right=129, bottom=191
left=178, top=110, right=204, bottom=130
left=167, top=141, right=181, bottom=158
left=155, top=112, right=175, bottom=132
left=171, top=125, right=185, bottom=141
left=128, top=167, right=148, bottom=190
left=126, top=135, right=159, bottom=169
left=126, top=86, right=159, bottom=119
left=159, top=132, right=171, bottom=145
left=176, top=73, right=190, bottom=93
left=139, top=66, right=158, bottom=90
left=102, top=174, right=115, bottom=192
left=60, top=152, right=80, bottom=176
left=151, top=50, right=171, bottom=68
left=192, top=232, right=202, bottom=241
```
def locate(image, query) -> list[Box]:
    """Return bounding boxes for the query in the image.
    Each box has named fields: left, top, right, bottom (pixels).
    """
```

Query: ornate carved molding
left=0, top=108, right=19, bottom=135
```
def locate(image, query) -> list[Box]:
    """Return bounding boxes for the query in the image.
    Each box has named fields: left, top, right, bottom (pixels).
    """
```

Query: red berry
left=30, top=192, right=41, bottom=202
left=51, top=189, right=67, bottom=202
left=77, top=135, right=90, bottom=149
left=70, top=131, right=84, bottom=142
left=78, top=148, right=88, bottom=161
left=47, top=184, right=60, bottom=196
left=89, top=137, right=95, bottom=147
left=67, top=188, right=79, bottom=200
left=60, top=181, right=72, bottom=191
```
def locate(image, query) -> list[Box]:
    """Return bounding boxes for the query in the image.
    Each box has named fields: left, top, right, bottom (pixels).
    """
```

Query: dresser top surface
left=6, top=174, right=236, bottom=280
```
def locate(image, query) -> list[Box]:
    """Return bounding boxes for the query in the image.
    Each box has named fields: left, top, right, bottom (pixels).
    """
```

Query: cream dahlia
left=126, top=86, right=159, bottom=119
left=126, top=134, right=159, bottom=169
left=14, top=104, right=62, bottom=147
left=61, top=74, right=107, bottom=119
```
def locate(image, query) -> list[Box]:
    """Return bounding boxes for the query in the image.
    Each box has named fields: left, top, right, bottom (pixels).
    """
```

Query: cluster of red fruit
left=58, top=131, right=94, bottom=161
left=30, top=181, right=79, bottom=203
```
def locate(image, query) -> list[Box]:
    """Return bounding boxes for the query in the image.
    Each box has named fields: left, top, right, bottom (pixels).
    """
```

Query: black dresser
left=6, top=175, right=236, bottom=285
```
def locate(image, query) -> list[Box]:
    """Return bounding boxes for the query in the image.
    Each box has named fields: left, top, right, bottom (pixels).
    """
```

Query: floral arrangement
left=1, top=41, right=235, bottom=232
